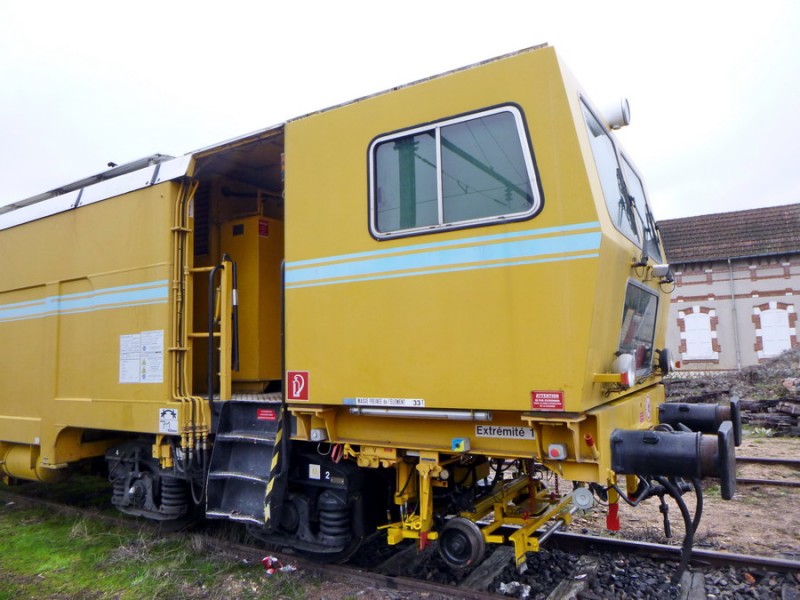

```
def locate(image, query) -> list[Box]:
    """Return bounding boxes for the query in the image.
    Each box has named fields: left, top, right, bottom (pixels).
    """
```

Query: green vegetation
left=747, top=426, right=777, bottom=439
left=0, top=499, right=320, bottom=600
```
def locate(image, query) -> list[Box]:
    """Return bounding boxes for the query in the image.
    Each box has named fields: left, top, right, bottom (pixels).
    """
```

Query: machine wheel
left=438, top=517, right=485, bottom=568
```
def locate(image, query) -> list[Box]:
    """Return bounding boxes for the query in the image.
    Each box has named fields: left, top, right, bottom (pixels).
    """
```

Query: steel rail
left=550, top=531, right=800, bottom=573
left=735, top=456, right=800, bottom=487
left=737, top=477, right=800, bottom=488
left=736, top=456, right=800, bottom=467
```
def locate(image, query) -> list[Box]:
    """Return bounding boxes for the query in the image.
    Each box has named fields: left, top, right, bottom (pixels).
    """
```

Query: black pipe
left=655, top=476, right=695, bottom=585
left=691, top=478, right=703, bottom=535
left=208, top=264, right=223, bottom=416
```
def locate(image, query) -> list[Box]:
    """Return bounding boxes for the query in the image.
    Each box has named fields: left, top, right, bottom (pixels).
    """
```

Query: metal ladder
left=198, top=258, right=286, bottom=527
left=205, top=394, right=286, bottom=527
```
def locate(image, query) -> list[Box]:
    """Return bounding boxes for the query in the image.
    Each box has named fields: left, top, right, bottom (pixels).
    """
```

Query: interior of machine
left=190, top=127, right=286, bottom=396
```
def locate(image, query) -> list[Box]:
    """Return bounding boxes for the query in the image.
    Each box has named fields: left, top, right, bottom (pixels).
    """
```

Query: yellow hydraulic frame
left=380, top=450, right=579, bottom=570
left=159, top=178, right=233, bottom=468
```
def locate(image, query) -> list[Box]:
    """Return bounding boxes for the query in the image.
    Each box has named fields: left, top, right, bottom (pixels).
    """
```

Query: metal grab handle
left=207, top=255, right=239, bottom=411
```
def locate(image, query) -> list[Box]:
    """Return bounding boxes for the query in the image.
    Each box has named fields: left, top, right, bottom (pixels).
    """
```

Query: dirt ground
left=573, top=435, right=800, bottom=560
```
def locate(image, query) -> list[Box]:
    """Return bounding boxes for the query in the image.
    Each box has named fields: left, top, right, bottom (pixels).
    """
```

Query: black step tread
left=206, top=510, right=264, bottom=525
left=214, top=392, right=284, bottom=403
left=215, top=430, right=278, bottom=444
left=207, top=470, right=270, bottom=484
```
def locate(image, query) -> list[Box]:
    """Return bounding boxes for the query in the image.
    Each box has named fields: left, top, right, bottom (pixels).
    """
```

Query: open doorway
left=190, top=127, right=285, bottom=397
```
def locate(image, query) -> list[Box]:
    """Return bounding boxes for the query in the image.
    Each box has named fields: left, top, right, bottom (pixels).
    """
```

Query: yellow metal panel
left=285, top=48, right=590, bottom=262
left=0, top=182, right=181, bottom=464
left=287, top=254, right=599, bottom=411
left=284, top=45, right=670, bottom=425
left=220, top=216, right=283, bottom=386
left=284, top=47, right=616, bottom=414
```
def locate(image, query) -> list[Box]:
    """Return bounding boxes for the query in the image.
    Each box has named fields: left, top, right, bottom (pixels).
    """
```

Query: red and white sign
left=258, top=219, right=270, bottom=237
left=287, top=371, right=309, bottom=401
left=531, top=390, right=564, bottom=411
left=256, top=408, right=277, bottom=421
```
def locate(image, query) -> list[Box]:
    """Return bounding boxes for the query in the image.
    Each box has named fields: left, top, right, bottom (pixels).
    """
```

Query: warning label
left=120, top=330, right=164, bottom=384
left=257, top=408, right=277, bottom=421
left=530, top=390, right=564, bottom=411
left=159, top=408, right=178, bottom=434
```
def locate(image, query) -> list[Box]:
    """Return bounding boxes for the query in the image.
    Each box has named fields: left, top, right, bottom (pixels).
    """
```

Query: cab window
left=581, top=100, right=665, bottom=262
left=619, top=280, right=659, bottom=377
left=620, top=156, right=663, bottom=262
left=581, top=101, right=642, bottom=246
left=370, top=106, right=540, bottom=238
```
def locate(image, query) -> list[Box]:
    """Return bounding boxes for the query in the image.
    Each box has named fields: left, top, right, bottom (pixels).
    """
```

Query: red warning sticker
left=256, top=408, right=277, bottom=421
left=259, top=219, right=270, bottom=237
left=531, top=390, right=564, bottom=411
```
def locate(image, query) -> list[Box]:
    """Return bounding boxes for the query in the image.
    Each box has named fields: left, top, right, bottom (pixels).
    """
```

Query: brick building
left=659, top=204, right=800, bottom=371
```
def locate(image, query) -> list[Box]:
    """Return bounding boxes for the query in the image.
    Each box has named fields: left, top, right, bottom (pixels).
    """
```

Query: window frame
left=683, top=311, right=717, bottom=360
left=618, top=279, right=660, bottom=378
left=368, top=104, right=543, bottom=240
left=580, top=98, right=664, bottom=263
left=580, top=99, right=641, bottom=247
left=758, top=306, right=793, bottom=358
left=619, top=153, right=664, bottom=263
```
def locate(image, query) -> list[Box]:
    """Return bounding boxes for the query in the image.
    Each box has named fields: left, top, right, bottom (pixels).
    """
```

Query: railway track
left=2, top=484, right=797, bottom=599
left=216, top=531, right=800, bottom=599
left=737, top=457, right=800, bottom=467
left=550, top=531, right=800, bottom=573
left=736, top=455, right=800, bottom=488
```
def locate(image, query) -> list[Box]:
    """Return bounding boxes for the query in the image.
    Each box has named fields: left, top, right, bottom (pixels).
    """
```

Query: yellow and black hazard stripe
left=264, top=419, right=283, bottom=524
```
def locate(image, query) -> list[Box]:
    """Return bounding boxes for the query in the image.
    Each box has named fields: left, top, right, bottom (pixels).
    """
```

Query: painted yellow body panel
left=283, top=46, right=663, bottom=423
left=220, top=216, right=284, bottom=387
left=0, top=183, right=182, bottom=466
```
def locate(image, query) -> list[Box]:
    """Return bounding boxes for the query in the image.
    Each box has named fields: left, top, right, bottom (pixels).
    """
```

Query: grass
left=0, top=499, right=321, bottom=600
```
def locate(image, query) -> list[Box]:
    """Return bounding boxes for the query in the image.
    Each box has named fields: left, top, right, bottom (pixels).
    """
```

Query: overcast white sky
left=1, top=1, right=798, bottom=220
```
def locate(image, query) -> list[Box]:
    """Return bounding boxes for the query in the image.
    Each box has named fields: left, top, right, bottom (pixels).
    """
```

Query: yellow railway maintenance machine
left=0, top=45, right=738, bottom=570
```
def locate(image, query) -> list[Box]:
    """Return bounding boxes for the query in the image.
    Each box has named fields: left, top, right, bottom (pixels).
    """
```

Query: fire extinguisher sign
left=287, top=371, right=310, bottom=401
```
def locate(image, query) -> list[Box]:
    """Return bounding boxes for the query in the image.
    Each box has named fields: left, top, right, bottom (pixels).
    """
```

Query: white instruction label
left=119, top=330, right=164, bottom=384
left=159, top=408, right=179, bottom=434
left=344, top=397, right=425, bottom=408
left=309, top=464, right=321, bottom=480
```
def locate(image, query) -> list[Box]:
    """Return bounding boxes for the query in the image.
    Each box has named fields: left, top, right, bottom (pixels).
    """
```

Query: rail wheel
left=438, top=517, right=485, bottom=568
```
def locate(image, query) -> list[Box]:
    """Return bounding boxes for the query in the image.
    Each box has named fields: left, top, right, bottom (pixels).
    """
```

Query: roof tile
left=659, top=204, right=800, bottom=264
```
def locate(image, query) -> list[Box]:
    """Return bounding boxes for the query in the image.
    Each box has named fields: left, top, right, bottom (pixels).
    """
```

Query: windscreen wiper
left=616, top=167, right=639, bottom=238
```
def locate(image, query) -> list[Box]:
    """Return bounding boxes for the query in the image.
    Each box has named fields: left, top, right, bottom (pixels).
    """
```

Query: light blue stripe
left=286, top=221, right=601, bottom=268
left=287, top=252, right=600, bottom=289
left=0, top=280, right=169, bottom=310
left=286, top=231, right=601, bottom=286
left=0, top=280, right=169, bottom=323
